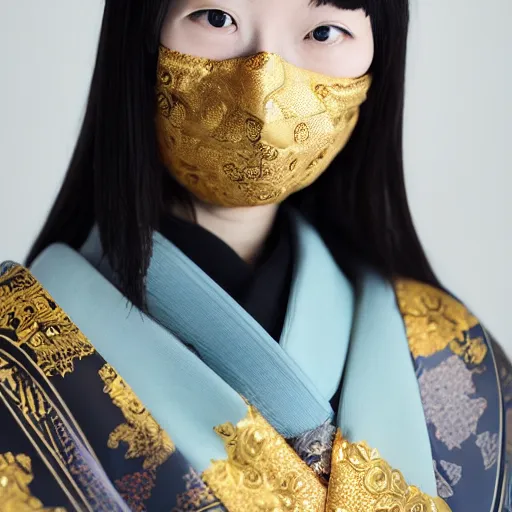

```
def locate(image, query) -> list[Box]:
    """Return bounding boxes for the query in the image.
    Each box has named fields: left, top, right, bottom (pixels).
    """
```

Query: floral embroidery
left=173, top=468, right=225, bottom=512
left=114, top=470, right=156, bottom=512
left=439, top=460, right=462, bottom=487
left=288, top=420, right=336, bottom=484
left=475, top=431, right=499, bottom=470
left=418, top=355, right=487, bottom=450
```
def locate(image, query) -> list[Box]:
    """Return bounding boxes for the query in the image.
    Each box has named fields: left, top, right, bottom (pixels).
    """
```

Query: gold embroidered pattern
left=327, top=431, right=451, bottom=512
left=0, top=353, right=48, bottom=422
left=156, top=47, right=371, bottom=207
left=99, top=364, right=175, bottom=470
left=203, top=406, right=326, bottom=511
left=395, top=279, right=481, bottom=359
left=449, top=334, right=487, bottom=365
left=173, top=468, right=224, bottom=512
left=0, top=265, right=94, bottom=377
left=0, top=452, right=66, bottom=511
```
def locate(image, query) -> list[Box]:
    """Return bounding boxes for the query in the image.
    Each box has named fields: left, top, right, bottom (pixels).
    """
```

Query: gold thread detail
left=327, top=431, right=451, bottom=512
left=99, top=364, right=175, bottom=470
left=203, top=406, right=326, bottom=511
left=0, top=452, right=66, bottom=511
left=155, top=47, right=371, bottom=207
left=0, top=266, right=95, bottom=377
left=449, top=335, right=487, bottom=365
left=395, top=278, right=481, bottom=359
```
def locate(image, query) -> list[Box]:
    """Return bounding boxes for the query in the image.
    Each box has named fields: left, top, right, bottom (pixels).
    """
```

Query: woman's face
left=161, top=0, right=374, bottom=77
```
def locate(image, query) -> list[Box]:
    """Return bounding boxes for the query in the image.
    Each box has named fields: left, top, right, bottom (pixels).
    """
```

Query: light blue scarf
left=31, top=210, right=437, bottom=494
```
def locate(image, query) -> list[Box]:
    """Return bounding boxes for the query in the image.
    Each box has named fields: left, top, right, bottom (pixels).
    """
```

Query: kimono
left=0, top=208, right=509, bottom=511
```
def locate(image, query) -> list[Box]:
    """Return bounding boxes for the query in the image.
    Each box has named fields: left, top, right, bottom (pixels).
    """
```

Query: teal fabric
left=31, top=244, right=248, bottom=473
left=279, top=215, right=354, bottom=402
left=144, top=212, right=353, bottom=437
left=147, top=233, right=331, bottom=437
left=338, top=269, right=438, bottom=495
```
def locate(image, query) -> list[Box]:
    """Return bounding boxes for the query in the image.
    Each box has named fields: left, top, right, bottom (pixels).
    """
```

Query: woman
left=0, top=0, right=509, bottom=510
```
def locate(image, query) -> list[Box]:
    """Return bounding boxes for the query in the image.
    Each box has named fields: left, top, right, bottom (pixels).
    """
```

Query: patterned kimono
left=0, top=212, right=509, bottom=511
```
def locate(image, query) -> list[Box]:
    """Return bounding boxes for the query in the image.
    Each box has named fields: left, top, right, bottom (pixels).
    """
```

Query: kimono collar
left=143, top=209, right=354, bottom=436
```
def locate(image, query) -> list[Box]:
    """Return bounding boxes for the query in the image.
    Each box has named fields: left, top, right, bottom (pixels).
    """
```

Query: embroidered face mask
left=155, top=46, right=371, bottom=207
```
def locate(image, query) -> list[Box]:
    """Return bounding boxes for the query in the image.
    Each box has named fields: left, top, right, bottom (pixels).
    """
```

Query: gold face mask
left=155, top=46, right=371, bottom=207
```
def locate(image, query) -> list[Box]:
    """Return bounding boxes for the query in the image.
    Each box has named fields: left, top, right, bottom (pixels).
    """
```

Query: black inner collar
left=159, top=208, right=294, bottom=342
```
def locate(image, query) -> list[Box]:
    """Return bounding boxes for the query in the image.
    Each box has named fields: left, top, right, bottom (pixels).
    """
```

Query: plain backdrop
left=0, top=1, right=510, bottom=350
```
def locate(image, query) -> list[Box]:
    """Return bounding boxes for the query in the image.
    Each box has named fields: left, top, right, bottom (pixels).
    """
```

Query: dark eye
left=307, top=25, right=351, bottom=44
left=313, top=26, right=332, bottom=42
left=190, top=9, right=235, bottom=29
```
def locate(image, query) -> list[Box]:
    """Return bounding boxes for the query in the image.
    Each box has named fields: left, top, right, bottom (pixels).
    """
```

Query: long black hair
left=27, top=0, right=440, bottom=309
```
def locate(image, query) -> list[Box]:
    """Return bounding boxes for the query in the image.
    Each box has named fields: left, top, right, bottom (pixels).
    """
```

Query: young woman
left=0, top=0, right=509, bottom=510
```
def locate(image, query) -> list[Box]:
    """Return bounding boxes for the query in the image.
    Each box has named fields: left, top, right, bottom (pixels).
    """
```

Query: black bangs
left=311, top=0, right=369, bottom=13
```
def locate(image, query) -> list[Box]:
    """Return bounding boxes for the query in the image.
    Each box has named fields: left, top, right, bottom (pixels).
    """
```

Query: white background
left=0, top=1, right=510, bottom=350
